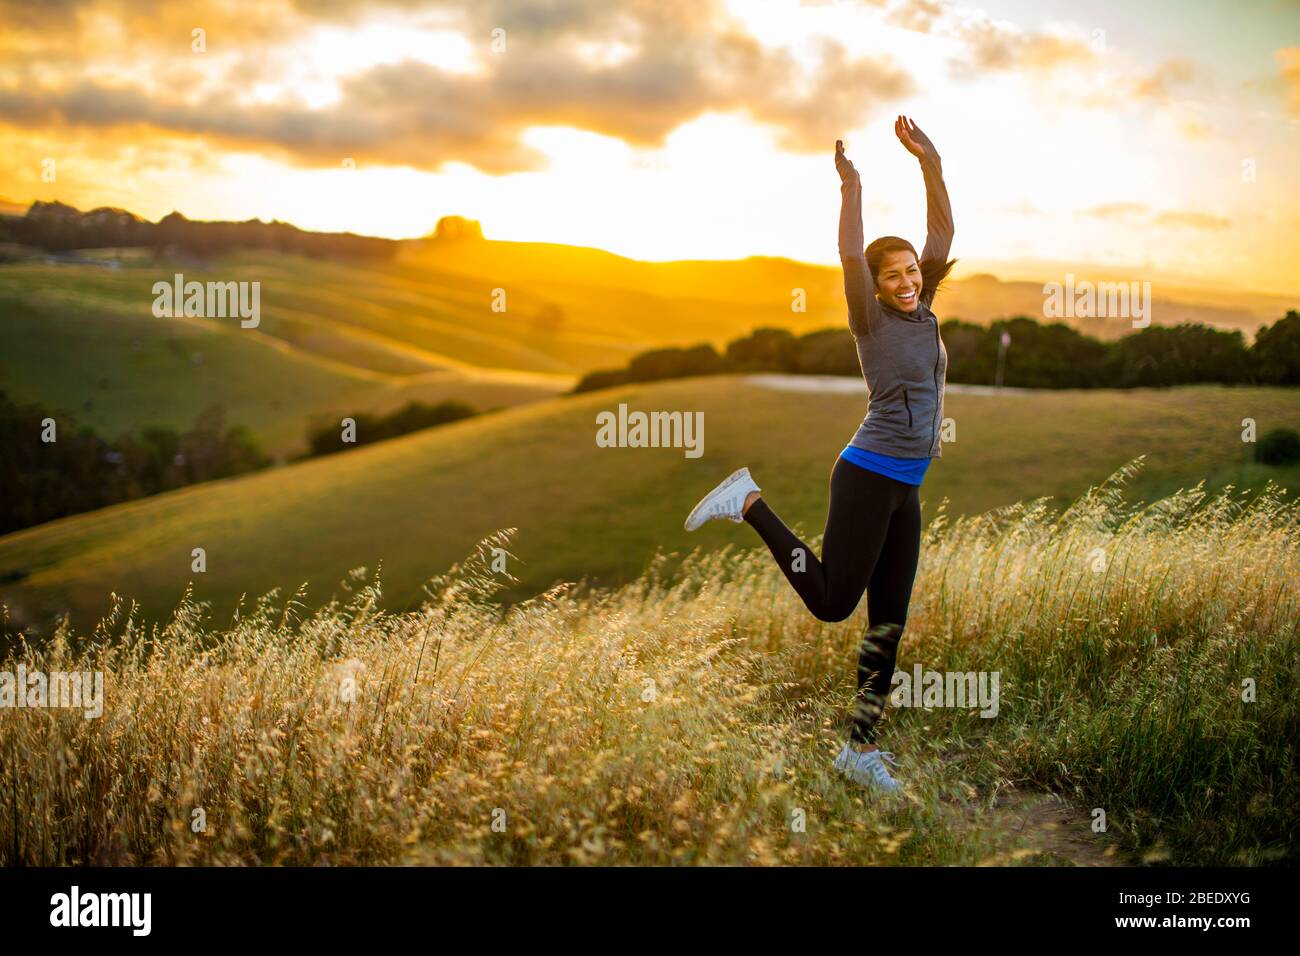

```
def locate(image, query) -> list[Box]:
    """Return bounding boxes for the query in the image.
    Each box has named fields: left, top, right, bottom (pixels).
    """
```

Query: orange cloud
left=1130, top=58, right=1198, bottom=101
left=947, top=16, right=1097, bottom=79
left=1077, top=57, right=1203, bottom=112
left=1080, top=203, right=1229, bottom=231
left=1152, top=210, right=1230, bottom=231
left=0, top=0, right=914, bottom=174
left=883, top=0, right=944, bottom=34
left=1277, top=47, right=1300, bottom=114
left=1081, top=202, right=1148, bottom=221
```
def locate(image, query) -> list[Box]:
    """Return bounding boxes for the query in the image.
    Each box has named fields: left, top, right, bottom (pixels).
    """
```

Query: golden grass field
left=1, top=463, right=1296, bottom=865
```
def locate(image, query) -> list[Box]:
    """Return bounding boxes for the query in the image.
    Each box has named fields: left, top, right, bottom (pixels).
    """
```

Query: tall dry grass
left=2, top=460, right=1296, bottom=865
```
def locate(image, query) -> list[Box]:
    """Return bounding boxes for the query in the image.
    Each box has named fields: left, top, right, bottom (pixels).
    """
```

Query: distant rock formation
left=433, top=216, right=484, bottom=240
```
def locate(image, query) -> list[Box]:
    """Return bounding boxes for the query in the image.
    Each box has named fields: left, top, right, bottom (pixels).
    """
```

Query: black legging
left=743, top=456, right=921, bottom=744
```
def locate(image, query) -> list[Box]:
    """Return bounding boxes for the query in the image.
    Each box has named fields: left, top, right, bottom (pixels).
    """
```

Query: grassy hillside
left=0, top=247, right=839, bottom=395
left=0, top=258, right=565, bottom=455
left=2, top=376, right=1297, bottom=635
left=0, top=245, right=847, bottom=455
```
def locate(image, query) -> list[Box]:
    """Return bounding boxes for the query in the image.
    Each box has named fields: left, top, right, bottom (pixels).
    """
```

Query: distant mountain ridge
left=0, top=200, right=397, bottom=262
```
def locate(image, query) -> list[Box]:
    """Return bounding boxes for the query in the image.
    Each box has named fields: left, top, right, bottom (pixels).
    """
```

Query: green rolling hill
left=0, top=255, right=568, bottom=456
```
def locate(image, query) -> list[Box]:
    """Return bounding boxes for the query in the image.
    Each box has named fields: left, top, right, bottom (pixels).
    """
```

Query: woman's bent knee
left=815, top=599, right=860, bottom=623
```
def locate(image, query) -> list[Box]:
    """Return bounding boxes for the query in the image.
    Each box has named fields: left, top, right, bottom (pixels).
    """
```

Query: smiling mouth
left=896, top=290, right=917, bottom=304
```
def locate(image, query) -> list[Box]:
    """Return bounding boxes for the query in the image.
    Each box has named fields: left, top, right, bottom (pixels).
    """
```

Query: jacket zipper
left=930, top=317, right=941, bottom=452
left=903, top=387, right=913, bottom=428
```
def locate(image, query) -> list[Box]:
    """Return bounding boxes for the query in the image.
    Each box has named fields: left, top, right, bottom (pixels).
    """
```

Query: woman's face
left=875, top=250, right=923, bottom=312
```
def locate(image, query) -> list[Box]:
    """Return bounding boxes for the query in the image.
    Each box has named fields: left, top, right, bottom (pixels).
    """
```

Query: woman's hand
left=895, top=115, right=937, bottom=161
left=835, top=139, right=858, bottom=183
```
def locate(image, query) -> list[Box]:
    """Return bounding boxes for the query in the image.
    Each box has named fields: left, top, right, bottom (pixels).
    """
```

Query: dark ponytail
left=920, top=255, right=958, bottom=304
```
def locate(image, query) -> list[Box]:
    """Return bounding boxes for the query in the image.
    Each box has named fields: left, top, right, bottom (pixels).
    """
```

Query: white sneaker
left=834, top=742, right=903, bottom=793
left=683, top=467, right=761, bottom=531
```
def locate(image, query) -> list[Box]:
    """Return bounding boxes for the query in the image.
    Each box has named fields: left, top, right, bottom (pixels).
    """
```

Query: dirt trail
left=746, top=373, right=1035, bottom=396
left=947, top=787, right=1132, bottom=866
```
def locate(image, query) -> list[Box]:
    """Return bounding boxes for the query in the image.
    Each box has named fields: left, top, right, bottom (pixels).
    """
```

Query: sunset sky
left=1, top=0, right=1298, bottom=290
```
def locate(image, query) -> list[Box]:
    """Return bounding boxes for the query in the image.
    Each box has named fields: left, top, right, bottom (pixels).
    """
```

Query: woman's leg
left=742, top=457, right=904, bottom=623
left=851, top=484, right=922, bottom=745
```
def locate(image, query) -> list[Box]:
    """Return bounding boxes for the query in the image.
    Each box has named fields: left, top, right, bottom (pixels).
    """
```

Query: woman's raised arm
left=895, top=116, right=954, bottom=270
left=836, top=139, right=882, bottom=337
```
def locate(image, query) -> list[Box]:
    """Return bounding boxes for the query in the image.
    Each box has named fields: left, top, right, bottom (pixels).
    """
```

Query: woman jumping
left=683, top=115, right=955, bottom=794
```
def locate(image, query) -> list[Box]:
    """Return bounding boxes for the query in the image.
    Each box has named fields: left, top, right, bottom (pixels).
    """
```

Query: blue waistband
left=839, top=445, right=930, bottom=486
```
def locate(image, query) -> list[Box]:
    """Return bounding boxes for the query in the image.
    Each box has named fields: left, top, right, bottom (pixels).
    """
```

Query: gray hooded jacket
left=837, top=140, right=954, bottom=459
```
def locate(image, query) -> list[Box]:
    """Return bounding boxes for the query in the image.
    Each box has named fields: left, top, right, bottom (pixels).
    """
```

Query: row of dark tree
left=301, top=400, right=479, bottom=459
left=0, top=395, right=485, bottom=538
left=0, top=201, right=398, bottom=261
left=575, top=312, right=1300, bottom=392
left=0, top=396, right=269, bottom=538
